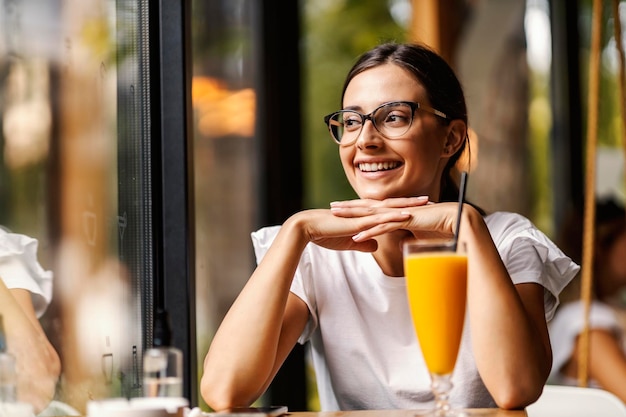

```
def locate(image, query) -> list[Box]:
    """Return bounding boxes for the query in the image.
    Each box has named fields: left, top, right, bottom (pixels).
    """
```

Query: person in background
left=0, top=226, right=61, bottom=413
left=549, top=197, right=626, bottom=402
left=201, top=42, right=579, bottom=411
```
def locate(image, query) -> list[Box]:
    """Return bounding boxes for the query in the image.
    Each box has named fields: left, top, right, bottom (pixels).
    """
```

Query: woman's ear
left=442, top=120, right=466, bottom=156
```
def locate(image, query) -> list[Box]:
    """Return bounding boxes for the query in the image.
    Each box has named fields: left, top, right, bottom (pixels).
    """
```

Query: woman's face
left=339, top=63, right=453, bottom=201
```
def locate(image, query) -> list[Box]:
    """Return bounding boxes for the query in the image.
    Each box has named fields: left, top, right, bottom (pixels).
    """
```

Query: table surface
left=286, top=409, right=527, bottom=416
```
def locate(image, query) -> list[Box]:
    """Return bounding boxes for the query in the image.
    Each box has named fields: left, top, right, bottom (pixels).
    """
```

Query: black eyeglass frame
left=323, top=100, right=449, bottom=145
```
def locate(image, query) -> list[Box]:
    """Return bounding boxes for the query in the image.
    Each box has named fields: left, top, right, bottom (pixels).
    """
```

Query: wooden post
left=578, top=0, right=603, bottom=388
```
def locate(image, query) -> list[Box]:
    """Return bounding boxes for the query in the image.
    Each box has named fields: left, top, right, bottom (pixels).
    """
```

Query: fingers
left=330, top=196, right=429, bottom=208
left=305, top=208, right=411, bottom=252
left=330, top=196, right=429, bottom=217
left=344, top=201, right=459, bottom=242
left=309, top=198, right=454, bottom=250
left=352, top=220, right=412, bottom=242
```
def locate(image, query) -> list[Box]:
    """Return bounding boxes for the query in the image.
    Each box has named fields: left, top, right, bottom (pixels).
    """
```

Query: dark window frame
left=150, top=0, right=197, bottom=405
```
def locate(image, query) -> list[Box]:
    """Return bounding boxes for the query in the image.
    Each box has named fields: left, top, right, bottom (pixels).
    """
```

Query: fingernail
left=352, top=233, right=362, bottom=241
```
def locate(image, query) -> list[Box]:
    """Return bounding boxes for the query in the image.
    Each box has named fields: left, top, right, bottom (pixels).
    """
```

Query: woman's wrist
left=457, top=204, right=486, bottom=248
left=281, top=211, right=314, bottom=251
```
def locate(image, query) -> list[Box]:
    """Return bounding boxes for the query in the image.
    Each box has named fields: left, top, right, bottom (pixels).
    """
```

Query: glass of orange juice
left=403, top=238, right=467, bottom=416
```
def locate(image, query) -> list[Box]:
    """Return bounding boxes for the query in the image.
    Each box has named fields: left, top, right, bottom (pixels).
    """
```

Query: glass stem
left=431, top=373, right=453, bottom=415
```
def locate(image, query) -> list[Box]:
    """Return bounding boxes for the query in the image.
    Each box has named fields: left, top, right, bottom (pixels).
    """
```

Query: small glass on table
left=403, top=238, right=467, bottom=416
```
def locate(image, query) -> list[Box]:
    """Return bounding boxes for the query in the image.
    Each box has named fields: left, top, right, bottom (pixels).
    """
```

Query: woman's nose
left=356, top=119, right=383, bottom=149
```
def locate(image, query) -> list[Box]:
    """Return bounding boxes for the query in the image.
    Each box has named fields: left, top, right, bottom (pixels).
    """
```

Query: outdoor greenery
left=301, top=0, right=408, bottom=209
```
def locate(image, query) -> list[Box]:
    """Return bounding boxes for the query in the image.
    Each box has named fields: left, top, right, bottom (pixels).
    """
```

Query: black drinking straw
left=452, top=171, right=468, bottom=251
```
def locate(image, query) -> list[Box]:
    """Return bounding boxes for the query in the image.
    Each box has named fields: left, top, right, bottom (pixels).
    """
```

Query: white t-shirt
left=548, top=300, right=624, bottom=388
left=0, top=228, right=53, bottom=318
left=251, top=211, right=580, bottom=411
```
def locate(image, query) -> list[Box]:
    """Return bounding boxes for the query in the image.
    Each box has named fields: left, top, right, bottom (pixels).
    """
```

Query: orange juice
left=404, top=252, right=467, bottom=375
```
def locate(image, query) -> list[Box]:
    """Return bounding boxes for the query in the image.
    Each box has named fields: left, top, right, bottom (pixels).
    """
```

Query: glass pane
left=190, top=0, right=258, bottom=409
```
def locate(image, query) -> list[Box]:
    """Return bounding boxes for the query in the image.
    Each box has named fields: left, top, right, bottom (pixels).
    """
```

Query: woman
left=549, top=198, right=626, bottom=401
left=0, top=227, right=61, bottom=413
left=201, top=42, right=579, bottom=411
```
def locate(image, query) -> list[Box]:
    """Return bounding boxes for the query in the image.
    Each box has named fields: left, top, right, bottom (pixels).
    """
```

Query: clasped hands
left=296, top=196, right=462, bottom=252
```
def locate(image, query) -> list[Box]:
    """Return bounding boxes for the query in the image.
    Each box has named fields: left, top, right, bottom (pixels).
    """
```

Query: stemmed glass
left=403, top=238, right=468, bottom=416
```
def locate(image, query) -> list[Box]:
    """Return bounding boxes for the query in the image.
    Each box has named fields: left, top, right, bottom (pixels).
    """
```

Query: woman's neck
left=372, top=230, right=413, bottom=277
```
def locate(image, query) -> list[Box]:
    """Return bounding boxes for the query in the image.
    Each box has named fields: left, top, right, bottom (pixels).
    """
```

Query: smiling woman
left=200, top=42, right=579, bottom=413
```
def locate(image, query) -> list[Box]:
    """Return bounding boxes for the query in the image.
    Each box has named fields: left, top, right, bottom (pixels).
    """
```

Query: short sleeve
left=251, top=225, right=281, bottom=264
left=486, top=212, right=580, bottom=320
left=0, top=229, right=53, bottom=318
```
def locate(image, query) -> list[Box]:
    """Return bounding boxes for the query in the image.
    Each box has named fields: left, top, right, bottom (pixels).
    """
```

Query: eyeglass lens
left=328, top=102, right=414, bottom=143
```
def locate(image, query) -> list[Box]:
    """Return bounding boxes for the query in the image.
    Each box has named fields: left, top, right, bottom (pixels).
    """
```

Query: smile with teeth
left=358, top=161, right=401, bottom=172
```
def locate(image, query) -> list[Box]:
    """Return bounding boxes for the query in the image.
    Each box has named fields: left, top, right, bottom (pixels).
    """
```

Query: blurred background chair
left=526, top=385, right=626, bottom=417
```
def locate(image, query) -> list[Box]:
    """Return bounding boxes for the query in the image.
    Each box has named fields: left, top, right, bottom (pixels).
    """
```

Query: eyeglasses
left=323, top=101, right=448, bottom=145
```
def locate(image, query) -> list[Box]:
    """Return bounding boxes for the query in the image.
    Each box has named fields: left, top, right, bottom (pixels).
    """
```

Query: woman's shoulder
left=484, top=211, right=534, bottom=231
left=484, top=210, right=578, bottom=268
left=485, top=211, right=580, bottom=317
left=484, top=211, right=561, bottom=249
left=483, top=211, right=545, bottom=248
left=250, top=225, right=282, bottom=262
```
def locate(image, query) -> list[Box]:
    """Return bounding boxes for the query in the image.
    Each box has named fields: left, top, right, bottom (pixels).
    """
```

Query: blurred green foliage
left=301, top=0, right=407, bottom=209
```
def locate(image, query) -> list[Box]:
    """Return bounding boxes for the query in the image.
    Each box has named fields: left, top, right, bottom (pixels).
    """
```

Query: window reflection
left=190, top=0, right=257, bottom=409
left=193, top=76, right=256, bottom=138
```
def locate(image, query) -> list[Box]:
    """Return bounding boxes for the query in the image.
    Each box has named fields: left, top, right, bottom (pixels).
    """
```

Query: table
left=80, top=401, right=529, bottom=417
left=288, top=410, right=526, bottom=416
